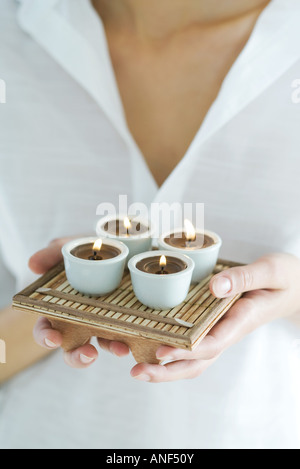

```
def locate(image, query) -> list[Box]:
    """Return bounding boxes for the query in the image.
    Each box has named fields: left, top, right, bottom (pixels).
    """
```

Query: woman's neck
left=92, top=0, right=271, bottom=40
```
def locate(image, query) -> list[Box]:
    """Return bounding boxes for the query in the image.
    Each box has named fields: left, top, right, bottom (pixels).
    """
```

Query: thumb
left=28, top=237, right=73, bottom=275
left=210, top=254, right=286, bottom=298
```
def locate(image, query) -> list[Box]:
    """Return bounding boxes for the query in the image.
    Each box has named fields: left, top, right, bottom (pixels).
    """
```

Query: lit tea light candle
left=128, top=250, right=194, bottom=310
left=184, top=219, right=196, bottom=245
left=123, top=216, right=132, bottom=237
left=96, top=214, right=153, bottom=261
left=159, top=255, right=167, bottom=275
left=62, top=237, right=129, bottom=296
left=164, top=219, right=215, bottom=250
left=158, top=220, right=222, bottom=284
left=136, top=254, right=187, bottom=275
left=92, top=238, right=103, bottom=260
left=71, top=238, right=121, bottom=261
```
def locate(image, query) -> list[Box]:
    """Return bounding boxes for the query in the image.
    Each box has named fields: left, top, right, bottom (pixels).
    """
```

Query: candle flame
left=93, top=239, right=103, bottom=252
left=184, top=219, right=196, bottom=242
left=123, top=217, right=132, bottom=231
left=160, top=255, right=167, bottom=267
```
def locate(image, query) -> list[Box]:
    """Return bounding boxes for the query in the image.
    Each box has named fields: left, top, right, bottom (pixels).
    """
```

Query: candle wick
left=91, top=251, right=102, bottom=261
left=185, top=234, right=196, bottom=247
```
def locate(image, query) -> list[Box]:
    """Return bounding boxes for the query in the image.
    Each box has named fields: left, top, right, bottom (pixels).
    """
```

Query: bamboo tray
left=12, top=259, right=241, bottom=364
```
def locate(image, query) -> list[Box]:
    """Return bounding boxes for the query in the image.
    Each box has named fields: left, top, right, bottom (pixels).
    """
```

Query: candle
left=158, top=220, right=222, bottom=284
left=96, top=214, right=153, bottom=261
left=71, top=239, right=121, bottom=261
left=128, top=250, right=194, bottom=310
left=62, top=237, right=129, bottom=296
left=159, top=255, right=167, bottom=275
left=102, top=217, right=149, bottom=237
left=124, top=217, right=131, bottom=236
left=164, top=219, right=215, bottom=250
left=136, top=254, right=187, bottom=275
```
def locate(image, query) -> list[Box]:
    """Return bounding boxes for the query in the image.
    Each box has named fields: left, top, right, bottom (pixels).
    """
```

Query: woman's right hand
left=29, top=238, right=130, bottom=368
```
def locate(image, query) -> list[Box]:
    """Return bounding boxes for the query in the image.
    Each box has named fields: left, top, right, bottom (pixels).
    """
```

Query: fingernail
left=45, top=338, right=58, bottom=349
left=133, top=374, right=151, bottom=382
left=212, top=277, right=232, bottom=296
left=80, top=354, right=95, bottom=364
left=156, top=355, right=173, bottom=361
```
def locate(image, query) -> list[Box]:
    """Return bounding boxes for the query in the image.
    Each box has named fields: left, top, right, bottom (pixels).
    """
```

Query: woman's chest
left=104, top=18, right=260, bottom=186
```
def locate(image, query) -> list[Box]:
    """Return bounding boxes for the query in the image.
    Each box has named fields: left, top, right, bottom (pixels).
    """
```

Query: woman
left=0, top=0, right=300, bottom=449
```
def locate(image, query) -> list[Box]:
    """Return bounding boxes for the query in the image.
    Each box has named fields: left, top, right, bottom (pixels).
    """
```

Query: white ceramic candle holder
left=62, top=237, right=129, bottom=296
left=128, top=250, right=195, bottom=310
left=158, top=229, right=222, bottom=284
left=96, top=214, right=153, bottom=261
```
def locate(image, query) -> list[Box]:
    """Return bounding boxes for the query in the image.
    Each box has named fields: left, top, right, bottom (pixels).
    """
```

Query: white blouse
left=0, top=0, right=300, bottom=449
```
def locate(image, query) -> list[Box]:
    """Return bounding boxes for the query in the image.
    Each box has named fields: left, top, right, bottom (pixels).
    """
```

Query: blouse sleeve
left=0, top=247, right=16, bottom=310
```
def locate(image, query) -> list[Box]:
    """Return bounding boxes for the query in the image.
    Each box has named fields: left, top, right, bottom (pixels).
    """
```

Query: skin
left=26, top=0, right=300, bottom=381
left=30, top=239, right=300, bottom=381
left=92, top=0, right=271, bottom=186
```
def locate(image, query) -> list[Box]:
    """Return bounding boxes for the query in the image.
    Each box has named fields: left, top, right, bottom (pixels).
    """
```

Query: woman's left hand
left=130, top=252, right=300, bottom=382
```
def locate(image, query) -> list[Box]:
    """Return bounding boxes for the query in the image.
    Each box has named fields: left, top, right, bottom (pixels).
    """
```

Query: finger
left=97, top=338, right=130, bottom=357
left=33, top=317, right=63, bottom=349
left=64, top=343, right=98, bottom=369
left=156, top=334, right=223, bottom=362
left=209, top=254, right=286, bottom=298
left=156, top=291, right=279, bottom=363
left=131, top=356, right=218, bottom=383
left=28, top=237, right=73, bottom=275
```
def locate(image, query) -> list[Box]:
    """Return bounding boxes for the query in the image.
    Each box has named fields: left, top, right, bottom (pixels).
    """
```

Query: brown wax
left=136, top=256, right=187, bottom=275
left=164, top=232, right=215, bottom=250
left=71, top=243, right=121, bottom=261
left=102, top=219, right=149, bottom=237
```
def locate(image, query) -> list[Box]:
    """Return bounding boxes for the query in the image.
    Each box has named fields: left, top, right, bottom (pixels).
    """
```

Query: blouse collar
left=18, top=0, right=300, bottom=202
